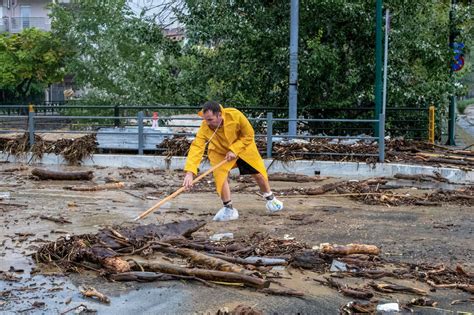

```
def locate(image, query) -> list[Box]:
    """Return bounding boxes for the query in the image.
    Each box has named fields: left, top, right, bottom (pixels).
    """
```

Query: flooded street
left=0, top=162, right=473, bottom=314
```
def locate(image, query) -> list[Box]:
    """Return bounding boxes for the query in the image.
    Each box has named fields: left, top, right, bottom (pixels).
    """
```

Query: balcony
left=0, top=17, right=51, bottom=33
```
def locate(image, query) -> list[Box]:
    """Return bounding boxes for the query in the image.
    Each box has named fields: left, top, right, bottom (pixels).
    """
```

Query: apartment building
left=0, top=0, right=69, bottom=33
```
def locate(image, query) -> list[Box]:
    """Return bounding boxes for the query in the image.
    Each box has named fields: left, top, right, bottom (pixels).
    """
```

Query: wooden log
left=320, top=243, right=381, bottom=256
left=259, top=287, right=305, bottom=297
left=394, top=173, right=448, bottom=183
left=449, top=150, right=474, bottom=157
left=427, top=280, right=474, bottom=294
left=426, top=158, right=472, bottom=166
left=141, top=262, right=270, bottom=288
left=323, top=277, right=373, bottom=299
left=305, top=182, right=348, bottom=195
left=417, top=152, right=474, bottom=162
left=208, top=254, right=288, bottom=267
left=80, top=286, right=110, bottom=304
left=156, top=246, right=249, bottom=274
left=32, top=168, right=93, bottom=180
left=65, top=182, right=125, bottom=191
left=39, top=215, right=72, bottom=224
left=370, top=282, right=427, bottom=295
left=268, top=173, right=327, bottom=182
left=109, top=271, right=175, bottom=282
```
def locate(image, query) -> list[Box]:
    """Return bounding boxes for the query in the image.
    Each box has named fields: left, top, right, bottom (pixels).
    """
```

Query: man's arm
left=184, top=125, right=207, bottom=176
left=228, top=112, right=255, bottom=155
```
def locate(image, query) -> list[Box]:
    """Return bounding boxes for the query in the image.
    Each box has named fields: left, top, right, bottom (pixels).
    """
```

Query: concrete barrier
left=1, top=152, right=472, bottom=184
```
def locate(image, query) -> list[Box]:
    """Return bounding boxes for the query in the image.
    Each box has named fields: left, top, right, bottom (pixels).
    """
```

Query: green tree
left=0, top=28, right=70, bottom=102
left=179, top=0, right=473, bottom=112
left=50, top=0, right=185, bottom=105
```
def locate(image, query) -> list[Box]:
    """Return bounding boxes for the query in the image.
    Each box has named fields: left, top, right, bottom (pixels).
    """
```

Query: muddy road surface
left=0, top=163, right=472, bottom=314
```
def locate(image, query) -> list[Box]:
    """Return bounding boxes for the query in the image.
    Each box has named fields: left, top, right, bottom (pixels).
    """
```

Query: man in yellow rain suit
left=183, top=101, right=284, bottom=221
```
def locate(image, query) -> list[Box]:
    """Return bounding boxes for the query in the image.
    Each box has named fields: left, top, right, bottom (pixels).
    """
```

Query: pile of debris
left=274, top=178, right=474, bottom=207
left=32, top=220, right=473, bottom=309
left=156, top=135, right=192, bottom=158
left=34, top=220, right=306, bottom=299
left=0, top=133, right=97, bottom=164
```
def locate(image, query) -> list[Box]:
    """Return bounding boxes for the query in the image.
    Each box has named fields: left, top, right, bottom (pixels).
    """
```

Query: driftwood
left=142, top=262, right=270, bottom=288
left=408, top=297, right=438, bottom=307
left=305, top=182, right=348, bottom=195
left=370, top=282, right=427, bottom=295
left=318, top=277, right=373, bottom=300
left=394, top=173, right=449, bottom=183
left=320, top=243, right=380, bottom=256
left=426, top=280, right=474, bottom=293
left=417, top=152, right=474, bottom=162
left=110, top=271, right=176, bottom=282
left=259, top=287, right=304, bottom=297
left=207, top=254, right=288, bottom=267
left=39, top=215, right=72, bottom=224
left=0, top=166, right=28, bottom=173
left=154, top=245, right=249, bottom=274
left=65, top=182, right=125, bottom=191
left=79, top=286, right=110, bottom=304
left=426, top=157, right=472, bottom=166
left=268, top=173, right=326, bottom=182
left=32, top=168, right=93, bottom=180
left=449, top=150, right=474, bottom=156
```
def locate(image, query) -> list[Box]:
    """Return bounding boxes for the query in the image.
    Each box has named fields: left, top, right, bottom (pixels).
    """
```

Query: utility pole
left=374, top=0, right=383, bottom=136
left=288, top=0, right=299, bottom=137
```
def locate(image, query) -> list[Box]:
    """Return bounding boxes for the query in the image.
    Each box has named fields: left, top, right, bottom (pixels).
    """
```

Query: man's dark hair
left=202, top=101, right=221, bottom=115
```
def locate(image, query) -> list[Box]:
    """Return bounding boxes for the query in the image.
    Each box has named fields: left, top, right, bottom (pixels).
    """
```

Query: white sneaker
left=212, top=207, right=239, bottom=222
left=266, top=197, right=284, bottom=212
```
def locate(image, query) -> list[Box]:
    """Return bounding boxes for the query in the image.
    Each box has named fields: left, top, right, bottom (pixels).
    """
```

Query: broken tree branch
left=141, top=262, right=270, bottom=289
left=32, top=168, right=93, bottom=180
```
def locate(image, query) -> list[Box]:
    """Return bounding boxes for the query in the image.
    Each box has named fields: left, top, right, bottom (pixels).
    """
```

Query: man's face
left=202, top=111, right=222, bottom=130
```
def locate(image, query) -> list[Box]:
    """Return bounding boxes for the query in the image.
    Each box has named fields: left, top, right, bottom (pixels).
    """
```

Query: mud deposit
left=0, top=163, right=472, bottom=314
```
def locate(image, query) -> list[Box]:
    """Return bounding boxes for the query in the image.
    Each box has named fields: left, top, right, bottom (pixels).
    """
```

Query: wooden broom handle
left=133, top=159, right=228, bottom=221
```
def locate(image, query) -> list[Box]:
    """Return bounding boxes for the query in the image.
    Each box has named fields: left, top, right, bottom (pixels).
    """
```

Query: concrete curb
left=2, top=153, right=472, bottom=184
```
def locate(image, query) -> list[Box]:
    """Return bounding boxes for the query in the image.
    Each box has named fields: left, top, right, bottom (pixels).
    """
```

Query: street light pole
left=288, top=0, right=299, bottom=137
left=374, top=0, right=383, bottom=136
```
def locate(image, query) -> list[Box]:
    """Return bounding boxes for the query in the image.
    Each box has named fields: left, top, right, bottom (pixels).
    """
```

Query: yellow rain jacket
left=184, top=106, right=267, bottom=196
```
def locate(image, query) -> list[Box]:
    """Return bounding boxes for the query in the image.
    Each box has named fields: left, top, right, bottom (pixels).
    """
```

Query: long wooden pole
left=133, top=159, right=228, bottom=221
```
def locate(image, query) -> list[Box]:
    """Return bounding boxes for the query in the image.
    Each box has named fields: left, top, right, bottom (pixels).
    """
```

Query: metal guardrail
left=0, top=110, right=386, bottom=162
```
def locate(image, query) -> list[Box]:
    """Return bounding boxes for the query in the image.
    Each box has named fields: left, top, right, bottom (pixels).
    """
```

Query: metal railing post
left=138, top=111, right=144, bottom=155
left=378, top=113, right=385, bottom=162
left=266, top=112, right=273, bottom=158
left=28, top=107, right=35, bottom=147
left=114, top=105, right=120, bottom=127
left=428, top=105, right=435, bottom=144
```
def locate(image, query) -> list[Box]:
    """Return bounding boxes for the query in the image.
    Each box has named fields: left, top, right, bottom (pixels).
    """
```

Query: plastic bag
left=212, top=207, right=239, bottom=222
left=266, top=197, right=284, bottom=212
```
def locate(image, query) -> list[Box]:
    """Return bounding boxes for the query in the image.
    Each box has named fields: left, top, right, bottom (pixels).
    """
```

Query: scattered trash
left=376, top=302, right=400, bottom=312
left=329, top=259, right=348, bottom=272
left=283, top=234, right=295, bottom=240
left=244, top=256, right=287, bottom=266
left=210, top=233, right=234, bottom=241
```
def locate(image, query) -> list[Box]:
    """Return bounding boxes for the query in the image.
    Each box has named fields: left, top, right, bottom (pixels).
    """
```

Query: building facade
left=0, top=0, right=69, bottom=33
